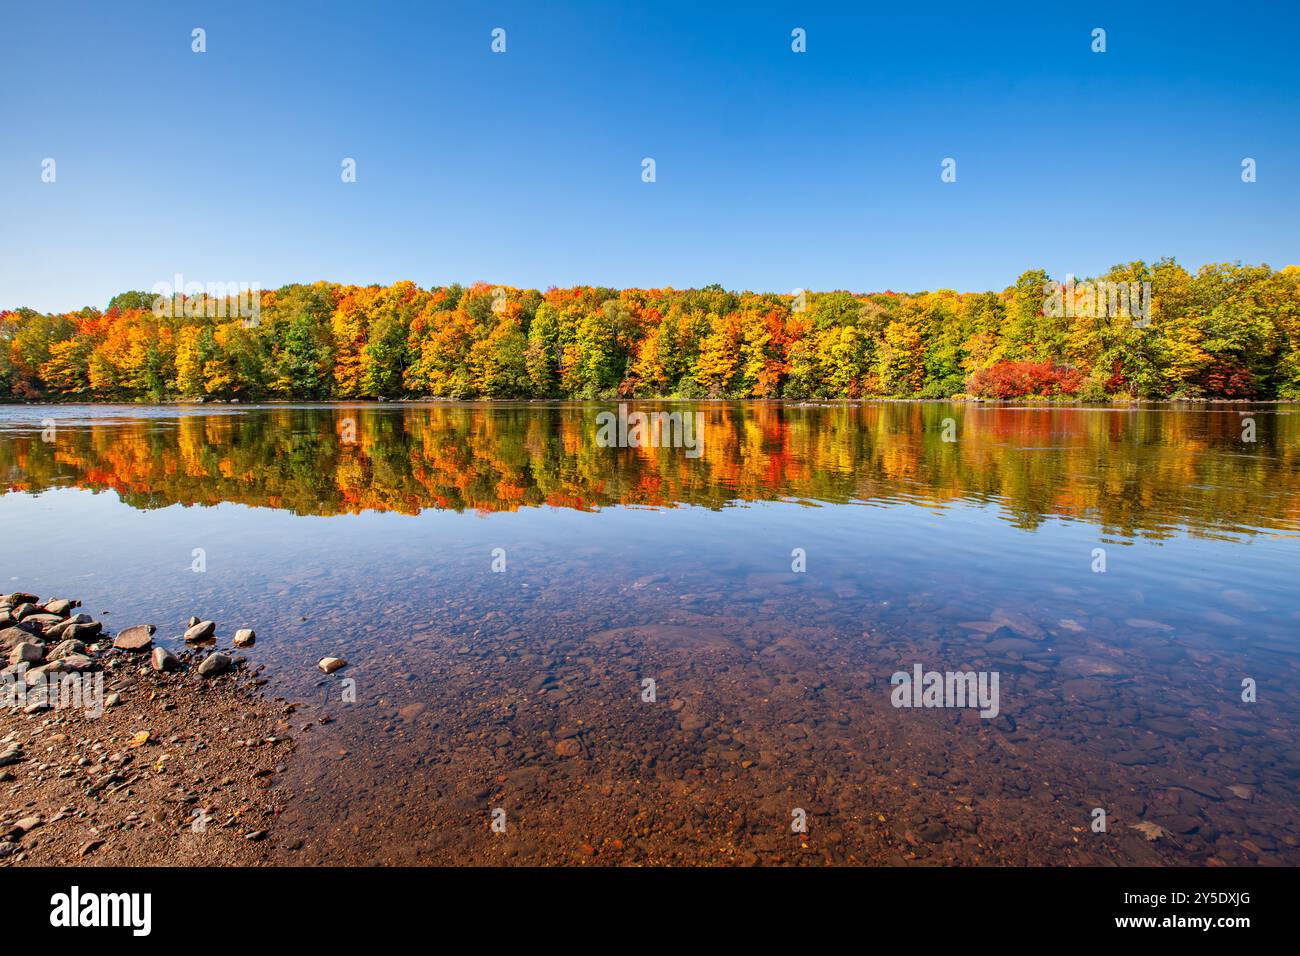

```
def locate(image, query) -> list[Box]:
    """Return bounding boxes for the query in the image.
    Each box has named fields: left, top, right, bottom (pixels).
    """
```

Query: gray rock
left=233, top=628, right=255, bottom=647
left=151, top=647, right=178, bottom=672
left=197, top=652, right=230, bottom=677
left=62, top=621, right=102, bottom=641
left=184, top=620, right=216, bottom=642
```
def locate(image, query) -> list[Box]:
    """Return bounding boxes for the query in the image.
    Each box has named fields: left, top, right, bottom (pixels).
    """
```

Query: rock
left=184, top=621, right=216, bottom=642
left=188, top=616, right=200, bottom=627
left=244, top=830, right=267, bottom=841
left=113, top=624, right=155, bottom=651
left=197, top=653, right=230, bottom=677
left=12, top=815, right=42, bottom=834
left=63, top=621, right=102, bottom=641
left=555, top=738, right=582, bottom=757
left=1, top=593, right=39, bottom=606
left=26, top=661, right=66, bottom=680
left=49, top=638, right=86, bottom=660
left=0, top=843, right=15, bottom=858
left=151, top=647, right=178, bottom=671
left=60, top=653, right=96, bottom=672
left=8, top=642, right=43, bottom=665
left=78, top=839, right=104, bottom=856
left=0, top=746, right=22, bottom=767
left=233, top=628, right=255, bottom=647
left=0, top=627, right=33, bottom=651
left=43, top=614, right=88, bottom=640
left=11, top=603, right=40, bottom=620
left=43, top=599, right=76, bottom=616
left=104, top=693, right=121, bottom=708
left=318, top=657, right=347, bottom=674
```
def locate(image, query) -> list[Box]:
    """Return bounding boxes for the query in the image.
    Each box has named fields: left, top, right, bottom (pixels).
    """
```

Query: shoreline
left=1, top=593, right=294, bottom=866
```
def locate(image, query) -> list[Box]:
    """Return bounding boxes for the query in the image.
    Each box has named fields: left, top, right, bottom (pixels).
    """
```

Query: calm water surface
left=2, top=401, right=1297, bottom=864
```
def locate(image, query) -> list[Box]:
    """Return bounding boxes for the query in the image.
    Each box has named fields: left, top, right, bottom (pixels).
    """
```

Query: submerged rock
left=318, top=657, right=347, bottom=674
left=184, top=620, right=216, bottom=642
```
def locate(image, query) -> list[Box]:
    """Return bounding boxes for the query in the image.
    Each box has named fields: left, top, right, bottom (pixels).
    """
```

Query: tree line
left=3, top=260, right=1298, bottom=402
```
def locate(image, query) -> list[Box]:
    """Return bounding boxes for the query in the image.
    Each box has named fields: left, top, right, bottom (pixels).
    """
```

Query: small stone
left=184, top=621, right=216, bottom=642
left=233, top=628, right=255, bottom=647
left=151, top=647, right=178, bottom=672
left=197, top=653, right=230, bottom=677
left=555, top=739, right=582, bottom=757
left=113, top=625, right=155, bottom=651
left=13, top=815, right=42, bottom=834
left=104, top=693, right=121, bottom=708
left=79, top=839, right=105, bottom=856
left=318, top=657, right=347, bottom=674
left=244, top=829, right=267, bottom=841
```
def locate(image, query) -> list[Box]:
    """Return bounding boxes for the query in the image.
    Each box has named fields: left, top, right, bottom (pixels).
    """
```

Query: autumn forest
left=3, top=260, right=1299, bottom=403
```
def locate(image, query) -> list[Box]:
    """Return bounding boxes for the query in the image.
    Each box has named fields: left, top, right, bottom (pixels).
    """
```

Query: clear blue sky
left=2, top=0, right=1296, bottom=312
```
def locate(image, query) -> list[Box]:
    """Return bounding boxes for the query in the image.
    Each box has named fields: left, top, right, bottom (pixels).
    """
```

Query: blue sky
left=2, top=0, right=1297, bottom=312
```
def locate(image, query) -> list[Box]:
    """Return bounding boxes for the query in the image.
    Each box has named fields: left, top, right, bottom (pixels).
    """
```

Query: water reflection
left=3, top=401, right=1298, bottom=540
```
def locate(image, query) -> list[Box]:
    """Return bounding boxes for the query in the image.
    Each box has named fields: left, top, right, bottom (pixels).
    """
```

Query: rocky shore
left=1, top=592, right=294, bottom=866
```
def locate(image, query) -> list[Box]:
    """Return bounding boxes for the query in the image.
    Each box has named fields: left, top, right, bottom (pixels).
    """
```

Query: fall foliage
left=4, top=262, right=1300, bottom=402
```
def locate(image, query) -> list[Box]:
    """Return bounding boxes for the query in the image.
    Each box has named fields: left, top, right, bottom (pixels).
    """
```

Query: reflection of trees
left=3, top=403, right=1296, bottom=540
